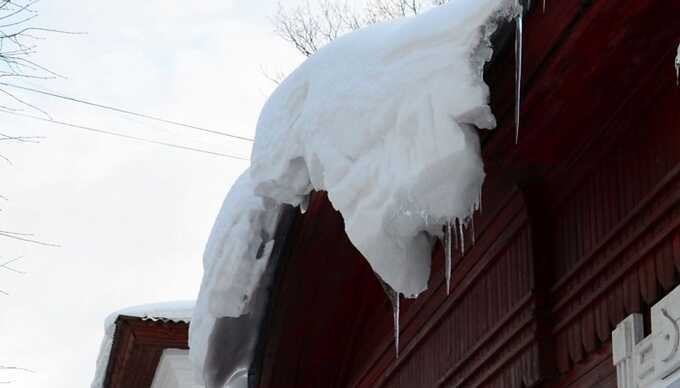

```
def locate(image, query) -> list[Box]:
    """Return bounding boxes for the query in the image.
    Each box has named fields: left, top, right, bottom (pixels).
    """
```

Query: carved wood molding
left=551, top=168, right=680, bottom=371
left=105, top=317, right=189, bottom=388
left=437, top=298, right=537, bottom=387
left=552, top=166, right=680, bottom=311
left=613, top=285, right=680, bottom=387
left=554, top=177, right=680, bottom=326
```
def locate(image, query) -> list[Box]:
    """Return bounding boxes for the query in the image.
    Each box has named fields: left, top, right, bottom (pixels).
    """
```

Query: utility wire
left=0, top=82, right=255, bottom=142
left=0, top=110, right=251, bottom=161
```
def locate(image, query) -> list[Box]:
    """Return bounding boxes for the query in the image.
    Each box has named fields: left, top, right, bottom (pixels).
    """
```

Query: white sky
left=0, top=1, right=303, bottom=386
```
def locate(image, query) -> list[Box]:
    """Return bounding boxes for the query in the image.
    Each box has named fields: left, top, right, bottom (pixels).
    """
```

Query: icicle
left=471, top=215, right=476, bottom=245
left=452, top=219, right=459, bottom=253
left=445, top=222, right=453, bottom=295
left=378, top=278, right=401, bottom=359
left=514, top=3, right=523, bottom=144
left=458, top=218, right=465, bottom=255
left=299, top=195, right=310, bottom=214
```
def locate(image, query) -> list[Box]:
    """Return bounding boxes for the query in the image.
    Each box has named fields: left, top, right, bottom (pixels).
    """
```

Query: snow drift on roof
left=91, top=301, right=194, bottom=388
left=191, top=0, right=518, bottom=382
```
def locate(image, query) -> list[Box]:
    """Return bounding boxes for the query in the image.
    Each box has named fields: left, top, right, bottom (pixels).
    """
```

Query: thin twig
left=0, top=230, right=59, bottom=247
left=0, top=256, right=26, bottom=274
left=0, top=152, right=12, bottom=164
left=0, top=365, right=36, bottom=373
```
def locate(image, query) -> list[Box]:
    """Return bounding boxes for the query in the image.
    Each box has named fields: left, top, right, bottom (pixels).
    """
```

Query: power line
left=0, top=110, right=251, bottom=161
left=0, top=82, right=255, bottom=142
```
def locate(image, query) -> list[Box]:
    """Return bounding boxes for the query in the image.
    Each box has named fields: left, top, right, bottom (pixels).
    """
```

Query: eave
left=103, top=316, right=189, bottom=388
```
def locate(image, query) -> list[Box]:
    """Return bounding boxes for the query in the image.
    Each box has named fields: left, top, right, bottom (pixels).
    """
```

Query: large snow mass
left=190, top=0, right=518, bottom=382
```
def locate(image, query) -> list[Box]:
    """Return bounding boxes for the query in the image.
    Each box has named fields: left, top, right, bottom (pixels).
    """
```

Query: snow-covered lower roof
left=190, top=0, right=519, bottom=384
left=91, top=301, right=194, bottom=388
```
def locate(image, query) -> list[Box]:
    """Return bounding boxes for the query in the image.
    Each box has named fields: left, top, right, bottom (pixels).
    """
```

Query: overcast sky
left=0, top=1, right=303, bottom=386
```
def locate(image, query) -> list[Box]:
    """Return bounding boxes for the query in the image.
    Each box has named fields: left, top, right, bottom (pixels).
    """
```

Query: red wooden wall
left=104, top=317, right=189, bottom=388
left=257, top=0, right=680, bottom=387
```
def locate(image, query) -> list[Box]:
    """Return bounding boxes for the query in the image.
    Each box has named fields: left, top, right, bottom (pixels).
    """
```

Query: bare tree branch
left=0, top=2, right=59, bottom=328
left=0, top=87, right=51, bottom=118
left=0, top=365, right=35, bottom=374
left=0, top=256, right=26, bottom=274
left=0, top=133, right=43, bottom=142
left=0, top=256, right=28, bottom=297
left=272, top=0, right=449, bottom=59
left=0, top=230, right=59, bottom=247
left=258, top=64, right=286, bottom=85
left=0, top=364, right=36, bottom=383
left=0, top=0, right=75, bottom=116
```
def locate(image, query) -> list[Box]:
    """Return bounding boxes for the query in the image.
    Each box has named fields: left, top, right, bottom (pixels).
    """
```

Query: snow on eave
left=91, top=301, right=194, bottom=388
left=191, top=0, right=521, bottom=381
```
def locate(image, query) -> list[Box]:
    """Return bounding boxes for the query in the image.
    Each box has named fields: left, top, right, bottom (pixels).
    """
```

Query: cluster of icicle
left=372, top=0, right=679, bottom=362
left=389, top=199, right=481, bottom=358
left=388, top=0, right=525, bottom=359
left=191, top=0, right=527, bottom=378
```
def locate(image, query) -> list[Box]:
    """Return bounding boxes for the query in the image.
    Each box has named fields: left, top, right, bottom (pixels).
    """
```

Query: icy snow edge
left=190, top=0, right=518, bottom=380
left=91, top=301, right=194, bottom=388
left=251, top=0, right=517, bottom=297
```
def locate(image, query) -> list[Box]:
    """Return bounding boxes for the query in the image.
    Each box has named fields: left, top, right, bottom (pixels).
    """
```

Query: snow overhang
left=194, top=205, right=297, bottom=388
left=190, top=0, right=526, bottom=385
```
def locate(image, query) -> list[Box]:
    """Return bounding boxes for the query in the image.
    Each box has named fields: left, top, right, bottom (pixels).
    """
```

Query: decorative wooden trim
left=613, top=285, right=680, bottom=387
left=552, top=166, right=680, bottom=308
left=554, top=176, right=680, bottom=327
left=104, top=317, right=189, bottom=388
left=436, top=299, right=536, bottom=387
left=552, top=182, right=680, bottom=373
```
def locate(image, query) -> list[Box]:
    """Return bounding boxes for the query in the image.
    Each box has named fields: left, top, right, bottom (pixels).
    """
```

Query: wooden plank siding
left=104, top=317, right=189, bottom=388
left=257, top=0, right=680, bottom=387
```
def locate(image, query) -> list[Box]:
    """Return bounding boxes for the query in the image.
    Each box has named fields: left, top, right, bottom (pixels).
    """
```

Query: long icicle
left=458, top=218, right=465, bottom=256
left=453, top=218, right=459, bottom=253
left=376, top=277, right=400, bottom=359
left=445, top=222, right=453, bottom=295
left=514, top=3, right=523, bottom=144
left=471, top=215, right=476, bottom=245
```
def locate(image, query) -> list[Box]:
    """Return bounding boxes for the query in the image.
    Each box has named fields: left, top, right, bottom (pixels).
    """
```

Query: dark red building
left=252, top=1, right=680, bottom=387
left=91, top=302, right=198, bottom=388
left=103, top=316, right=192, bottom=388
